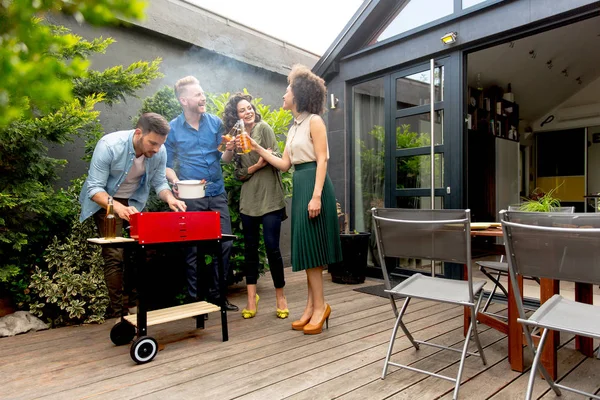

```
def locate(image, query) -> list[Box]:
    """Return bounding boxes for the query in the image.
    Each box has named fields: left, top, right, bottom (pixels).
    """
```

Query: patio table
left=463, top=225, right=594, bottom=380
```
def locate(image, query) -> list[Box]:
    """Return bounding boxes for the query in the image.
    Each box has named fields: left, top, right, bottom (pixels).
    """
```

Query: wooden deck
left=1, top=268, right=599, bottom=400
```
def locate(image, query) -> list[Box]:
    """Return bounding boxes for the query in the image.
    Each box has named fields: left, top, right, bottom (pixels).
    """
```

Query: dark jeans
left=241, top=208, right=285, bottom=289
left=93, top=199, right=136, bottom=317
left=183, top=193, right=233, bottom=300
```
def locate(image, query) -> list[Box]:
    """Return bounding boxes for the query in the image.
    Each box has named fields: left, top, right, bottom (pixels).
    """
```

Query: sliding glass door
left=351, top=53, right=462, bottom=278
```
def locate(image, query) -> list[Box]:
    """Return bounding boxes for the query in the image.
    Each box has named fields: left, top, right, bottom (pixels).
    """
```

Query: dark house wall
left=323, top=0, right=600, bottom=214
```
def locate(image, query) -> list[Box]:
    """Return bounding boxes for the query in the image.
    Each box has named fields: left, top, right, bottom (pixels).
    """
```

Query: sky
left=188, top=0, right=365, bottom=55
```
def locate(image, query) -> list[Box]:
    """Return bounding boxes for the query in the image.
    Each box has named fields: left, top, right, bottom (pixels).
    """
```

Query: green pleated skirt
left=291, top=162, right=342, bottom=271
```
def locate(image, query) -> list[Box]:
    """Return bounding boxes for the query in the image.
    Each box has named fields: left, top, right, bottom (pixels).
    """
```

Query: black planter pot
left=329, top=232, right=371, bottom=284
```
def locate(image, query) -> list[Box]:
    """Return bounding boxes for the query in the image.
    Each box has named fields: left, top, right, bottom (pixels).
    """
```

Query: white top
left=114, top=155, right=146, bottom=198
left=285, top=112, right=329, bottom=165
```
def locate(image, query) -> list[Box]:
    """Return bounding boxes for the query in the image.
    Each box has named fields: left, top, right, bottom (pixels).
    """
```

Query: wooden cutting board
left=87, top=237, right=136, bottom=244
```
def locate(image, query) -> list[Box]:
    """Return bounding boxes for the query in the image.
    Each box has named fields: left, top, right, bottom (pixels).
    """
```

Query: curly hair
left=222, top=92, right=262, bottom=133
left=288, top=64, right=327, bottom=115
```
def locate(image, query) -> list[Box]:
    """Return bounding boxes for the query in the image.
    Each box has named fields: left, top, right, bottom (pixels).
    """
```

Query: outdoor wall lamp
left=441, top=32, right=457, bottom=45
left=330, top=93, right=339, bottom=109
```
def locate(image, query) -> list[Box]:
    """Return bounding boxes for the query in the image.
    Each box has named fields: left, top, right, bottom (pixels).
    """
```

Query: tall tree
left=0, top=0, right=146, bottom=127
left=0, top=22, right=162, bottom=309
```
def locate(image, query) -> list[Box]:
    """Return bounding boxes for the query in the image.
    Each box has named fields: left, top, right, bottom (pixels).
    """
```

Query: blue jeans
left=183, top=193, right=233, bottom=300
left=241, top=208, right=285, bottom=288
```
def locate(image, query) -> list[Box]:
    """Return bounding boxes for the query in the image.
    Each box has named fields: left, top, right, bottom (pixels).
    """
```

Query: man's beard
left=190, top=103, right=205, bottom=115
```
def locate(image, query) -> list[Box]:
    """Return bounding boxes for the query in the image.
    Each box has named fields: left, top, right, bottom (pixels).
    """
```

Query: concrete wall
left=127, top=0, right=319, bottom=76
left=47, top=13, right=291, bottom=187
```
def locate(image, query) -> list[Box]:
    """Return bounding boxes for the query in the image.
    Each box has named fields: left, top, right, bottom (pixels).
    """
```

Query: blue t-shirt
left=166, top=113, right=226, bottom=197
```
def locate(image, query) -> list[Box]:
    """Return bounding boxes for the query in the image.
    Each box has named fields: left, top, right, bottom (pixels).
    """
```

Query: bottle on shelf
left=104, top=196, right=116, bottom=239
left=476, top=73, right=483, bottom=91
left=503, top=83, right=515, bottom=103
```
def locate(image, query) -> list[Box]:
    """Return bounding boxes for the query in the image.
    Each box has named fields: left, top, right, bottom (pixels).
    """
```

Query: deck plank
left=1, top=267, right=597, bottom=400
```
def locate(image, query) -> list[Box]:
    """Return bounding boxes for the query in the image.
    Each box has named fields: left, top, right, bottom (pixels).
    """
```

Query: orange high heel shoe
left=303, top=304, right=331, bottom=335
left=291, top=318, right=309, bottom=330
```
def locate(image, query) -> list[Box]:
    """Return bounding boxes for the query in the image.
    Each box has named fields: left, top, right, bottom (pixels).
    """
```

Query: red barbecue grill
left=88, top=211, right=233, bottom=364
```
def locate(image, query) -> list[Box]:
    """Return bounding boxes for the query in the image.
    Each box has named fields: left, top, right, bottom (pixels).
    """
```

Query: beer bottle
left=237, top=120, right=252, bottom=155
left=104, top=196, right=117, bottom=239
left=218, top=121, right=237, bottom=153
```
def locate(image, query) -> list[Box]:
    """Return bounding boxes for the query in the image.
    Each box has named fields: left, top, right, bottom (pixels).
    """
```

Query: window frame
left=341, top=0, right=505, bottom=62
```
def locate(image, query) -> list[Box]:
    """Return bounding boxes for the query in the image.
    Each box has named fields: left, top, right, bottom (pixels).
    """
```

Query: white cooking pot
left=175, top=180, right=208, bottom=199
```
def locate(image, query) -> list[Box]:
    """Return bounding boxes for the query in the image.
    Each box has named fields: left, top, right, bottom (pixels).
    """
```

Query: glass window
left=396, top=196, right=444, bottom=209
left=396, top=154, right=444, bottom=189
left=396, top=110, right=444, bottom=148
left=396, top=259, right=444, bottom=275
left=352, top=78, right=385, bottom=233
left=396, top=67, right=444, bottom=110
left=377, top=0, right=454, bottom=42
left=462, top=0, right=488, bottom=9
left=394, top=195, right=445, bottom=275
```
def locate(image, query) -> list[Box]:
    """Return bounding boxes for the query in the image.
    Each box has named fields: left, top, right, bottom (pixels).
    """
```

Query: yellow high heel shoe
left=276, top=297, right=289, bottom=319
left=303, top=304, right=331, bottom=335
left=241, top=294, right=259, bottom=319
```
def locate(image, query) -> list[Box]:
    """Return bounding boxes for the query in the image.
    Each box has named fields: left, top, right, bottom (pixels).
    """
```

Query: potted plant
left=518, top=185, right=562, bottom=212
left=328, top=203, right=371, bottom=284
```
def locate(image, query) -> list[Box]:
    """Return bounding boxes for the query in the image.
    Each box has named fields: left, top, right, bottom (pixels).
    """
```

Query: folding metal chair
left=371, top=208, right=487, bottom=400
left=477, top=206, right=574, bottom=318
left=502, top=210, right=600, bottom=400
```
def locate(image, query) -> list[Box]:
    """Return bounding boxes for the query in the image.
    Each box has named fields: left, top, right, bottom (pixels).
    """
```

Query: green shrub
left=0, top=0, right=146, bottom=127
left=0, top=25, right=162, bottom=322
left=135, top=86, right=182, bottom=123
left=29, top=180, right=108, bottom=327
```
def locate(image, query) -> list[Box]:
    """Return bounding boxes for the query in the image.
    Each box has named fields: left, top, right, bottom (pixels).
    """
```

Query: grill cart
left=88, top=211, right=234, bottom=364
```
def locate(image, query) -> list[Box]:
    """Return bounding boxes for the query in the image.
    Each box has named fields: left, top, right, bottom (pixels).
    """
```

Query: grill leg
left=136, top=245, right=147, bottom=337
left=216, top=240, right=228, bottom=342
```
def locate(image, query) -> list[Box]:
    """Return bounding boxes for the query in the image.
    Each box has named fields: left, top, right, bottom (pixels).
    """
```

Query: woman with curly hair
left=238, top=65, right=342, bottom=334
left=222, top=92, right=289, bottom=319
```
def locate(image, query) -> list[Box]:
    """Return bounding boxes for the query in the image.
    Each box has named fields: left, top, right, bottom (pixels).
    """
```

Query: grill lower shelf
left=123, top=301, right=221, bottom=327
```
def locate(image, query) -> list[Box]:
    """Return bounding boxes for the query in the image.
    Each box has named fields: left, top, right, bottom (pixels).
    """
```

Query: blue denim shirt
left=79, top=129, right=171, bottom=222
left=166, top=113, right=226, bottom=197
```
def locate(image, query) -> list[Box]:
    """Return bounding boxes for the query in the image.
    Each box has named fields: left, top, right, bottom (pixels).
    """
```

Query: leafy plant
left=519, top=186, right=562, bottom=212
left=0, top=24, right=161, bottom=321
left=29, top=179, right=108, bottom=327
left=0, top=0, right=146, bottom=127
left=134, top=85, right=182, bottom=124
